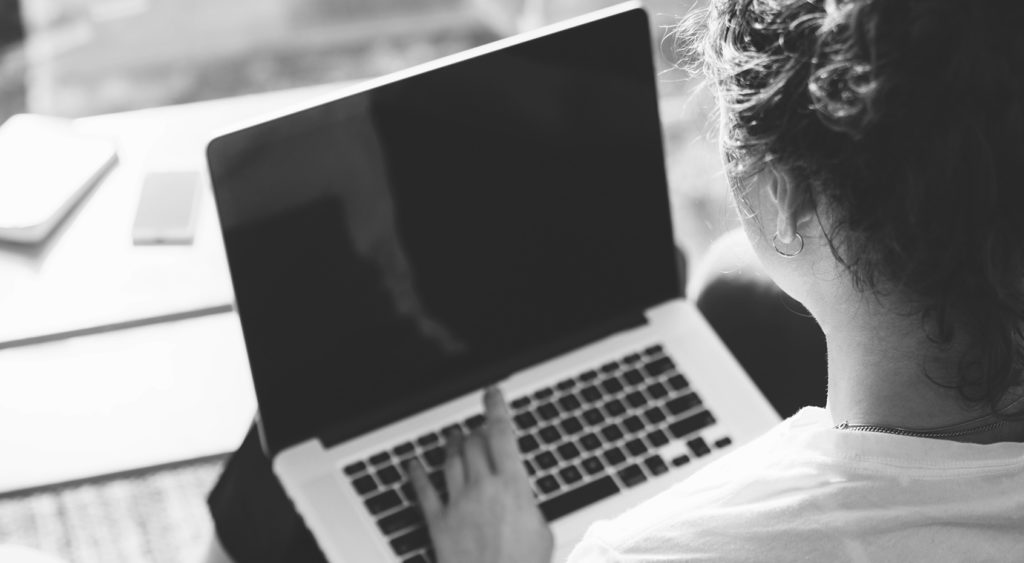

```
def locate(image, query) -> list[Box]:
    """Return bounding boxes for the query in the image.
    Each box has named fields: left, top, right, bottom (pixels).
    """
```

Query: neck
left=817, top=290, right=1024, bottom=444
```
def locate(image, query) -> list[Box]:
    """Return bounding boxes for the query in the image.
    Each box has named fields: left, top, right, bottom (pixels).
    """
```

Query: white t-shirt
left=567, top=407, right=1024, bottom=562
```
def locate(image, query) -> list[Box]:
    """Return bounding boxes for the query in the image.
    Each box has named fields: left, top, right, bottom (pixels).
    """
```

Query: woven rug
left=0, top=457, right=227, bottom=563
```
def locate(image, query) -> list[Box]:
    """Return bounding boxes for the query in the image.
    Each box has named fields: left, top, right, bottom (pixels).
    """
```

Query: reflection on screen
left=209, top=10, right=678, bottom=453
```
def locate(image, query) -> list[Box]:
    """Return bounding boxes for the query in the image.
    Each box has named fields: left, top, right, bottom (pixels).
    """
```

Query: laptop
left=206, top=3, right=779, bottom=562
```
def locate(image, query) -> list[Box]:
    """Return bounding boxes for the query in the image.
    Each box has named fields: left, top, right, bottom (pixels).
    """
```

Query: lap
left=208, top=229, right=827, bottom=561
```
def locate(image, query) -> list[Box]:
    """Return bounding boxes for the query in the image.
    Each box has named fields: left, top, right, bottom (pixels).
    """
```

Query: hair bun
left=808, top=60, right=877, bottom=137
left=804, top=0, right=884, bottom=138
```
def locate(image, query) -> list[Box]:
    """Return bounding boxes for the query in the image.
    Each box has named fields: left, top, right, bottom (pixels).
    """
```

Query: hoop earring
left=772, top=232, right=804, bottom=258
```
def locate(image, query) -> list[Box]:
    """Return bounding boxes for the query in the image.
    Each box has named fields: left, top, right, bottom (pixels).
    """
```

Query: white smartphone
left=0, top=114, right=118, bottom=244
left=131, top=170, right=201, bottom=245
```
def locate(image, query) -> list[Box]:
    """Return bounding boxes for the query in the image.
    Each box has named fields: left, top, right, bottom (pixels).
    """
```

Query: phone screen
left=131, top=170, right=201, bottom=245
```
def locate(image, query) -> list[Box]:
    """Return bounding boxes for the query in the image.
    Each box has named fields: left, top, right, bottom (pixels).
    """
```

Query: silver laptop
left=206, top=3, right=779, bottom=561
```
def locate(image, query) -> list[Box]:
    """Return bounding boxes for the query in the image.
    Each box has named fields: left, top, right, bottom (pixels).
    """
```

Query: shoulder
left=568, top=408, right=1024, bottom=561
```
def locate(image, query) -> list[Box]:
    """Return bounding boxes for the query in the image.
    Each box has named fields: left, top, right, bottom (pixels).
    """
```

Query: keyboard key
left=401, top=482, right=415, bottom=501
left=668, top=411, right=716, bottom=439
left=537, top=475, right=560, bottom=494
left=624, top=353, right=642, bottom=364
left=667, top=373, right=689, bottom=390
left=623, top=415, right=644, bottom=433
left=465, top=414, right=486, bottom=429
left=537, top=403, right=559, bottom=421
left=378, top=506, right=422, bottom=535
left=625, top=391, right=647, bottom=408
left=344, top=461, right=367, bottom=476
left=370, top=452, right=391, bottom=466
left=539, top=426, right=561, bottom=444
left=511, top=396, right=532, bottom=410
left=538, top=475, right=619, bottom=521
left=580, top=433, right=602, bottom=451
left=688, top=437, right=712, bottom=457
left=394, top=442, right=415, bottom=457
left=514, top=412, right=538, bottom=430
left=603, top=446, right=626, bottom=466
left=441, top=424, right=462, bottom=437
left=646, top=429, right=669, bottom=447
left=416, top=433, right=440, bottom=447
left=617, top=464, right=647, bottom=487
left=558, top=394, right=582, bottom=411
left=671, top=454, right=691, bottom=467
left=559, top=465, right=583, bottom=485
left=601, top=378, right=624, bottom=394
left=582, top=408, right=605, bottom=425
left=580, top=385, right=602, bottom=403
left=352, top=475, right=377, bottom=495
left=579, top=370, right=599, bottom=382
left=600, top=424, right=623, bottom=441
left=625, top=439, right=647, bottom=457
left=666, top=393, right=703, bottom=415
left=646, top=382, right=668, bottom=399
left=600, top=361, right=620, bottom=373
left=714, top=437, right=733, bottom=449
left=644, top=357, right=674, bottom=376
left=525, top=459, right=536, bottom=476
left=643, top=406, right=666, bottom=425
left=643, top=455, right=669, bottom=476
left=581, top=456, right=605, bottom=475
left=534, top=387, right=554, bottom=400
left=424, top=448, right=445, bottom=467
left=390, top=527, right=429, bottom=556
left=556, top=379, right=576, bottom=391
left=518, top=434, right=540, bottom=453
left=623, top=369, right=644, bottom=386
left=365, top=490, right=403, bottom=515
left=643, top=344, right=664, bottom=356
left=557, top=442, right=581, bottom=461
left=535, top=451, right=558, bottom=470
left=378, top=466, right=402, bottom=485
left=603, top=399, right=626, bottom=417
left=561, top=416, right=583, bottom=435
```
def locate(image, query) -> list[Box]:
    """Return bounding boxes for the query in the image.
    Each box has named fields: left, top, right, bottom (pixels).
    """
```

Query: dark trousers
left=208, top=242, right=827, bottom=562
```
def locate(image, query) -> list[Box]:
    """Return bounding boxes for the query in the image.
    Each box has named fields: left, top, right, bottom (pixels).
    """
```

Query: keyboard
left=341, top=344, right=730, bottom=562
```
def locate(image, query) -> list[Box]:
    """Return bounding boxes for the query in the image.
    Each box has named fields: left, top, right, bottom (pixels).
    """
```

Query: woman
left=406, top=0, right=1024, bottom=560
left=207, top=0, right=1024, bottom=560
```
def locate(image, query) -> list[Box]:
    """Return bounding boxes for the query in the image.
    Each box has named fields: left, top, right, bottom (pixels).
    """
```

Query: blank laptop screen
left=208, top=8, right=679, bottom=454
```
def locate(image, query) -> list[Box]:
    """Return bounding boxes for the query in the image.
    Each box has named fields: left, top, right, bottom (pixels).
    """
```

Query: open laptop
left=206, top=3, right=779, bottom=562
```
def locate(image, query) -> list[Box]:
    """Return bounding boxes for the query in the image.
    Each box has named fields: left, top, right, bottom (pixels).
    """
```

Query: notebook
left=206, top=3, right=779, bottom=561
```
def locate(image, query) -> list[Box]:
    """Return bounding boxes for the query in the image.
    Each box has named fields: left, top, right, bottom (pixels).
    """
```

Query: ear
left=767, top=166, right=813, bottom=244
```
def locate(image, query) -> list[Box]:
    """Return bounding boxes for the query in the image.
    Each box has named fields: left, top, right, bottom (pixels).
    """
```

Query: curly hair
left=677, top=0, right=1024, bottom=414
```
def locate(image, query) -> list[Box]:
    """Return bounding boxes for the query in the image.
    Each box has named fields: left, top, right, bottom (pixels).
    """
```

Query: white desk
left=0, top=312, right=255, bottom=493
left=0, top=82, right=348, bottom=347
left=0, top=83, right=352, bottom=493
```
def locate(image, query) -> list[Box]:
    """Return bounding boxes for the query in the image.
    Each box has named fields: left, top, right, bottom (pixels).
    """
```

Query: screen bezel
left=207, top=4, right=680, bottom=456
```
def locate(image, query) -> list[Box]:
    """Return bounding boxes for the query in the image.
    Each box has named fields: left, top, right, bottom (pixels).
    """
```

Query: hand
left=409, top=386, right=554, bottom=563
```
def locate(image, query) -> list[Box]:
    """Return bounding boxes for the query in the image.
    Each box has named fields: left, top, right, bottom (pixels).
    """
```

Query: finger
left=407, top=458, right=443, bottom=518
left=463, top=429, right=493, bottom=482
left=443, top=427, right=466, bottom=496
left=483, top=386, right=522, bottom=475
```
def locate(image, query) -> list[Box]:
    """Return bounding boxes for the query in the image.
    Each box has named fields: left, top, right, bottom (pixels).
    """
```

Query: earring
left=772, top=232, right=804, bottom=258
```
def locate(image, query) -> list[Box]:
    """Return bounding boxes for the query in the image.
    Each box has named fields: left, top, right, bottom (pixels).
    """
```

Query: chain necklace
left=833, top=419, right=1007, bottom=439
left=834, top=395, right=1024, bottom=439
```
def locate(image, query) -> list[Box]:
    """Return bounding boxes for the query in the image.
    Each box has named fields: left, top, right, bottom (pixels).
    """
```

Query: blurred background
left=0, top=1, right=737, bottom=561
left=0, top=0, right=734, bottom=262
